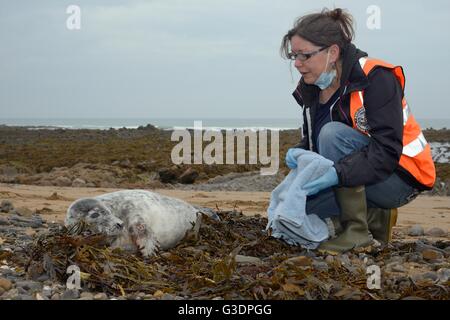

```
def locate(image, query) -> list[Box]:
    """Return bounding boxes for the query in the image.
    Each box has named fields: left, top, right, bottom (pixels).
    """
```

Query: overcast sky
left=1, top=0, right=449, bottom=120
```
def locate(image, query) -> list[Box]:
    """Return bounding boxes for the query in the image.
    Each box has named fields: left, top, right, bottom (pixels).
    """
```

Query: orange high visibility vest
left=350, top=57, right=436, bottom=188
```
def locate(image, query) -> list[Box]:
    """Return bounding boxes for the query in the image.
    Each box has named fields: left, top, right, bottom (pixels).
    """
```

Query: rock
left=405, top=252, right=423, bottom=263
left=285, top=256, right=312, bottom=267
left=408, top=225, right=424, bottom=236
left=42, top=285, right=52, bottom=298
left=422, top=249, right=444, bottom=261
left=391, top=265, right=407, bottom=273
left=425, top=227, right=448, bottom=237
left=119, top=159, right=132, bottom=168
left=312, top=261, right=329, bottom=272
left=36, top=292, right=49, bottom=300
left=0, top=278, right=12, bottom=291
left=80, top=292, right=94, bottom=300
left=179, top=168, right=199, bottom=184
left=0, top=200, right=14, bottom=213
left=158, top=168, right=178, bottom=183
left=325, top=255, right=334, bottom=264
left=72, top=178, right=86, bottom=187
left=0, top=287, right=5, bottom=296
left=51, top=293, right=61, bottom=300
left=94, top=292, right=108, bottom=300
left=0, top=216, right=10, bottom=225
left=13, top=207, right=33, bottom=217
left=235, top=255, right=262, bottom=265
left=15, top=280, right=42, bottom=292
left=54, top=176, right=72, bottom=187
left=61, top=289, right=80, bottom=300
left=413, top=271, right=438, bottom=282
left=437, top=268, right=450, bottom=283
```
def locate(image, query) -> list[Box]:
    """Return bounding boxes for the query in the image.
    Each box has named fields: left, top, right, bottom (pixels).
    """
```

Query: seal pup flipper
left=127, top=215, right=160, bottom=257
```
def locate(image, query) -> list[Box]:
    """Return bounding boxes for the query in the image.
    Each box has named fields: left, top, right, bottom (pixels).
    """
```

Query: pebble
left=407, top=225, right=424, bottom=236
left=422, top=249, right=444, bottom=261
left=325, top=255, right=334, bottom=264
left=15, top=280, right=42, bottom=292
left=405, top=252, right=423, bottom=263
left=0, top=277, right=12, bottom=291
left=61, top=289, right=80, bottom=300
left=0, top=217, right=10, bottom=226
left=0, top=200, right=14, bottom=213
left=391, top=265, right=407, bottom=273
left=413, top=271, right=438, bottom=282
left=80, top=292, right=94, bottom=300
left=425, top=227, right=448, bottom=237
left=285, top=256, right=312, bottom=267
left=93, top=292, right=108, bottom=300
left=312, top=261, right=329, bottom=272
left=436, top=268, right=450, bottom=283
left=42, top=285, right=52, bottom=298
left=51, top=293, right=61, bottom=300
left=235, top=255, right=262, bottom=265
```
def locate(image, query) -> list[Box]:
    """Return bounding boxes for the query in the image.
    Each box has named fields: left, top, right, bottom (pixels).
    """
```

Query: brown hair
left=280, top=8, right=355, bottom=59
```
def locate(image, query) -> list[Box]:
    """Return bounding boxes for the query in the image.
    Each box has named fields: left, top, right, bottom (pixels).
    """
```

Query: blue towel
left=266, top=149, right=333, bottom=249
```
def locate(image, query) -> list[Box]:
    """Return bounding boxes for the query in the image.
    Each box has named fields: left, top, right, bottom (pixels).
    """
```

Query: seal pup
left=65, top=189, right=217, bottom=257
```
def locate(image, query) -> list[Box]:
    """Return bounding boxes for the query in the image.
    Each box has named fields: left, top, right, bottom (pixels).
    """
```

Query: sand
left=1, top=183, right=448, bottom=234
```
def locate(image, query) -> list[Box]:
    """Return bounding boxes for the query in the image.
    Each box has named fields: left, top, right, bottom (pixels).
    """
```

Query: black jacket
left=292, top=43, right=429, bottom=191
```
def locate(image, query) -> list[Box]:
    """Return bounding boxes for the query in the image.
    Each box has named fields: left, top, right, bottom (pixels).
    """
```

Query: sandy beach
left=1, top=183, right=448, bottom=236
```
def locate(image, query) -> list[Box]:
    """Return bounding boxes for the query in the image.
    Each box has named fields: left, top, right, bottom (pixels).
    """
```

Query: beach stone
left=15, top=280, right=42, bottom=292
left=13, top=207, right=33, bottom=217
left=179, top=168, right=199, bottom=184
left=391, top=264, right=407, bottom=273
left=72, top=178, right=86, bottom=187
left=422, top=249, right=444, bottom=261
left=80, top=292, right=94, bottom=300
left=0, top=287, right=5, bottom=296
left=408, top=225, right=425, bottom=236
left=158, top=168, right=178, bottom=183
left=35, top=292, right=49, bottom=300
left=235, top=255, right=262, bottom=265
left=437, top=268, right=450, bottom=283
left=413, top=271, right=438, bottom=282
left=285, top=256, right=312, bottom=267
left=425, top=227, right=448, bottom=237
left=42, top=285, right=52, bottom=298
left=51, top=293, right=61, bottom=300
left=61, top=289, right=80, bottom=300
left=405, top=252, right=423, bottom=263
left=312, top=261, right=329, bottom=272
left=0, top=200, right=14, bottom=213
left=0, top=216, right=10, bottom=226
left=325, top=255, right=334, bottom=264
left=54, top=176, right=72, bottom=187
left=0, top=277, right=13, bottom=291
left=93, top=292, right=108, bottom=300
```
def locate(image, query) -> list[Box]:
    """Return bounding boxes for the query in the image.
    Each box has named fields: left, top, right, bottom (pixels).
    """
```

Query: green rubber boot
left=367, top=207, right=398, bottom=245
left=318, top=186, right=372, bottom=254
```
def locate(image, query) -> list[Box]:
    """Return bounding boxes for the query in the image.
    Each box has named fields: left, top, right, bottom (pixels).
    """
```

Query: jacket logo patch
left=355, top=107, right=370, bottom=132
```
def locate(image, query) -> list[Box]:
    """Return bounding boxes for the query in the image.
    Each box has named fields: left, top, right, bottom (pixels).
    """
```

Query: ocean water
left=0, top=118, right=449, bottom=130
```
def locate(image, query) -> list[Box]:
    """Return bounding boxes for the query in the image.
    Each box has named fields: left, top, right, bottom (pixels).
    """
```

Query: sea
left=1, top=118, right=449, bottom=131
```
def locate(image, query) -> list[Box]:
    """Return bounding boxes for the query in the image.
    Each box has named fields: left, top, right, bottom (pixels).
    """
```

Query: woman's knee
left=317, top=122, right=369, bottom=161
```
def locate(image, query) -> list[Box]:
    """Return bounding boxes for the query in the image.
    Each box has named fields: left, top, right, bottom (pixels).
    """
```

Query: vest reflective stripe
left=403, top=132, right=428, bottom=157
left=349, top=57, right=436, bottom=188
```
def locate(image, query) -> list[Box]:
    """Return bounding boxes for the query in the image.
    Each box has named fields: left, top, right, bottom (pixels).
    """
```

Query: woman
left=281, top=8, right=436, bottom=252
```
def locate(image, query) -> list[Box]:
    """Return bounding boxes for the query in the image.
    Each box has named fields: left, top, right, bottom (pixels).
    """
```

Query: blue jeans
left=306, top=122, right=420, bottom=219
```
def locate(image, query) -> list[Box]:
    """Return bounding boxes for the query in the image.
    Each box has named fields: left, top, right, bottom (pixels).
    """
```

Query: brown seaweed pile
left=22, top=210, right=450, bottom=300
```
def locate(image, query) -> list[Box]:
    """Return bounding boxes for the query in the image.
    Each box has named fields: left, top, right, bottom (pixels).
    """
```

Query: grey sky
left=1, top=0, right=449, bottom=120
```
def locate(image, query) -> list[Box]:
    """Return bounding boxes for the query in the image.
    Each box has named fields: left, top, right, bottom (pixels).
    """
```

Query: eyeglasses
left=287, top=46, right=329, bottom=62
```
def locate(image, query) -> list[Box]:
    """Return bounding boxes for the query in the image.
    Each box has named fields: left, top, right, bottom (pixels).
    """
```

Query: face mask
left=314, top=50, right=336, bottom=90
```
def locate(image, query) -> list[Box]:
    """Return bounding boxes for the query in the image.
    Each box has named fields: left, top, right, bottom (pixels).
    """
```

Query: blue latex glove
left=303, top=166, right=339, bottom=196
left=285, top=148, right=298, bottom=169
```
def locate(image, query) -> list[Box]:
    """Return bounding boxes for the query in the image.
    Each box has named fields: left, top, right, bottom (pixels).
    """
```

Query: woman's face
left=290, top=35, right=338, bottom=85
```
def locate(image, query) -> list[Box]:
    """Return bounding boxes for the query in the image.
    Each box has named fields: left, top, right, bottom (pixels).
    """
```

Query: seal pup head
left=65, top=198, right=124, bottom=238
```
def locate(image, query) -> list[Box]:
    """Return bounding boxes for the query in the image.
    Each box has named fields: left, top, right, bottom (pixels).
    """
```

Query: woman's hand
left=303, top=166, right=339, bottom=195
